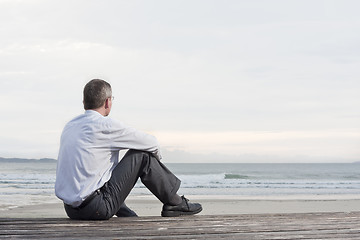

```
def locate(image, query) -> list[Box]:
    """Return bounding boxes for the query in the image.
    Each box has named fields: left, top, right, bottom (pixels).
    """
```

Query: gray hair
left=83, top=79, right=112, bottom=110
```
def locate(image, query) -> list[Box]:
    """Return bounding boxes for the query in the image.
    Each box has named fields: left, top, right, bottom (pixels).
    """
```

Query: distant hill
left=0, top=157, right=56, bottom=163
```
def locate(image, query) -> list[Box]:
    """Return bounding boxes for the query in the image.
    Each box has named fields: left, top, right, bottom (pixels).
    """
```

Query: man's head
left=83, top=79, right=113, bottom=116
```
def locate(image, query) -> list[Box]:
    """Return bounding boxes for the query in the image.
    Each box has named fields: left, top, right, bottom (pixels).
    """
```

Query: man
left=55, top=79, right=202, bottom=220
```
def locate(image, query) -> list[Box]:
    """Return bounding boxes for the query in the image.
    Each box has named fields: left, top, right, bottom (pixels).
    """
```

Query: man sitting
left=55, top=79, right=202, bottom=220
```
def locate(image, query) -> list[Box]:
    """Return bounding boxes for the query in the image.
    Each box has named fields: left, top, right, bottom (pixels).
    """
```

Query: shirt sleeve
left=109, top=119, right=162, bottom=160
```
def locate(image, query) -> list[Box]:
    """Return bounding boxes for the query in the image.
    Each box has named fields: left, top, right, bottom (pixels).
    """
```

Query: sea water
left=1, top=161, right=360, bottom=209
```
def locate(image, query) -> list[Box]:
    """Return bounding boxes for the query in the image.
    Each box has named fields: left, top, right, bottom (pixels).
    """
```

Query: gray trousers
left=64, top=150, right=181, bottom=220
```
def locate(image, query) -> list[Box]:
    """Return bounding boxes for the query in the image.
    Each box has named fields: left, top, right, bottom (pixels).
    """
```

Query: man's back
left=55, top=110, right=119, bottom=207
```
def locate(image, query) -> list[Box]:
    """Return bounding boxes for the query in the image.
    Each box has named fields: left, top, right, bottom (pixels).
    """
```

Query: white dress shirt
left=55, top=110, right=161, bottom=207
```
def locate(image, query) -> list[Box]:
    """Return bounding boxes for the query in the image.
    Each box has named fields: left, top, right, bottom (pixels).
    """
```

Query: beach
left=2, top=194, right=360, bottom=218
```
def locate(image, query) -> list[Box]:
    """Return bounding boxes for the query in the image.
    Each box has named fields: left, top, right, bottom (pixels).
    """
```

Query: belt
left=71, top=189, right=101, bottom=209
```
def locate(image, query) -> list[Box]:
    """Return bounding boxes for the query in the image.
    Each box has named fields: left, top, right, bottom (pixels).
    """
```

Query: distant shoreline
left=0, top=157, right=56, bottom=163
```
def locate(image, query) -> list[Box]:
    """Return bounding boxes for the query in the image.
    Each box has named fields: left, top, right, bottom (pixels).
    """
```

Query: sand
left=1, top=195, right=360, bottom=218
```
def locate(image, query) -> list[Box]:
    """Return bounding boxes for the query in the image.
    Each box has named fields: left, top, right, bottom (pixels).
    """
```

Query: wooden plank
left=0, top=212, right=360, bottom=239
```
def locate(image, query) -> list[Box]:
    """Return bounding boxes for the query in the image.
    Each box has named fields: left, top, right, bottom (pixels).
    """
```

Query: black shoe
left=161, top=196, right=202, bottom=217
left=116, top=203, right=138, bottom=217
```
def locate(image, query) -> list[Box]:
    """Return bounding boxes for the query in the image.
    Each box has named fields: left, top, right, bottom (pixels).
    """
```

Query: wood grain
left=1, top=212, right=360, bottom=239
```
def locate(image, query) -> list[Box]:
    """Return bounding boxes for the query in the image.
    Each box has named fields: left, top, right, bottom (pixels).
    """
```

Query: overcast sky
left=0, top=0, right=359, bottom=163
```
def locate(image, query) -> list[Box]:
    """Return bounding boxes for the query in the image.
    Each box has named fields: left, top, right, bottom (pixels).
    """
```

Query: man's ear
left=104, top=98, right=110, bottom=109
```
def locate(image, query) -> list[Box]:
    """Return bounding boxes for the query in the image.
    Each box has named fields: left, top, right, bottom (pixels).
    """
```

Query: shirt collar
left=85, top=109, right=103, bottom=117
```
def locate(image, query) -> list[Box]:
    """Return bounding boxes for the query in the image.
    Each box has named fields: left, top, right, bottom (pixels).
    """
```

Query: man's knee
left=124, top=149, right=153, bottom=160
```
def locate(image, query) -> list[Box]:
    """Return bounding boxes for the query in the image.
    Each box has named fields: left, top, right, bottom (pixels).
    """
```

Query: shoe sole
left=161, top=207, right=202, bottom=217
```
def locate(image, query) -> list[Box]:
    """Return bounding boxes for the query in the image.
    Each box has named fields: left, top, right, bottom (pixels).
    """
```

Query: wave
left=224, top=174, right=249, bottom=179
left=2, top=162, right=360, bottom=198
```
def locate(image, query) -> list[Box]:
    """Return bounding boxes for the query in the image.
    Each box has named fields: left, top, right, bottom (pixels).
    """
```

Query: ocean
left=1, top=161, right=360, bottom=209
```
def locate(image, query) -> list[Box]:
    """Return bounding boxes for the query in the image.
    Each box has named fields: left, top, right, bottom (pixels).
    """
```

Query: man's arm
left=110, top=120, right=162, bottom=160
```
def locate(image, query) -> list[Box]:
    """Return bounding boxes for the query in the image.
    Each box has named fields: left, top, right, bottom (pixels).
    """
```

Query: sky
left=0, top=0, right=359, bottom=163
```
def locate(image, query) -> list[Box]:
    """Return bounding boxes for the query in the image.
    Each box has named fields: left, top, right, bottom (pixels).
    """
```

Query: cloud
left=0, top=0, right=359, bottom=161
left=155, top=130, right=360, bottom=161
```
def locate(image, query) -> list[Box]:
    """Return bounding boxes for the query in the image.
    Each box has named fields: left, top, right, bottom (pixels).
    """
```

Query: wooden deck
left=1, top=212, right=360, bottom=239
